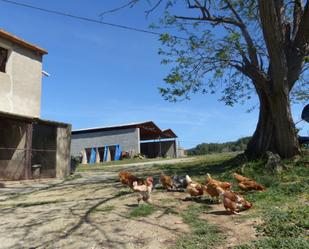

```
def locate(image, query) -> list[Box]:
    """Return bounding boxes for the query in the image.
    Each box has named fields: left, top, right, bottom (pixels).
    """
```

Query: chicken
left=233, top=173, right=266, bottom=191
left=172, top=175, right=188, bottom=189
left=118, top=171, right=144, bottom=189
left=160, top=172, right=174, bottom=190
left=216, top=187, right=252, bottom=214
left=205, top=173, right=232, bottom=190
left=185, top=175, right=204, bottom=197
left=233, top=173, right=252, bottom=183
left=238, top=180, right=266, bottom=191
left=132, top=176, right=153, bottom=205
left=204, top=182, right=221, bottom=202
left=204, top=174, right=232, bottom=202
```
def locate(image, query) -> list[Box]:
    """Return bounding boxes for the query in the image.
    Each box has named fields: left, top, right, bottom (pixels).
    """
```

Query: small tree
left=104, top=0, right=309, bottom=159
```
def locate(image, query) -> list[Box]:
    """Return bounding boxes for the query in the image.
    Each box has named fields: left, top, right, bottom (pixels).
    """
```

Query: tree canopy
left=102, top=0, right=309, bottom=158
left=151, top=0, right=308, bottom=106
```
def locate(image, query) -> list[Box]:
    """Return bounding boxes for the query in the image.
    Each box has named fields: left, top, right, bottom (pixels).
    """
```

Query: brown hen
left=118, top=171, right=144, bottom=189
left=185, top=175, right=204, bottom=197
left=238, top=180, right=266, bottom=191
left=160, top=172, right=174, bottom=190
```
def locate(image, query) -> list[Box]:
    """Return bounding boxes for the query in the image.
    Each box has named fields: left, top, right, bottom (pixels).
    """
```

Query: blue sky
left=0, top=0, right=307, bottom=148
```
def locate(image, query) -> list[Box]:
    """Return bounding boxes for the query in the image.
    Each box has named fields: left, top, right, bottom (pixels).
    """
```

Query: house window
left=0, top=47, right=8, bottom=73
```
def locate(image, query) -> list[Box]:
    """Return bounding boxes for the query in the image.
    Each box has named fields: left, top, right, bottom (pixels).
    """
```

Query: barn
left=71, top=121, right=178, bottom=163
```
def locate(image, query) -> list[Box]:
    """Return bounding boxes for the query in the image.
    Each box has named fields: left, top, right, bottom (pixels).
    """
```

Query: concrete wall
left=71, top=128, right=140, bottom=157
left=56, top=126, right=71, bottom=179
left=0, top=37, right=43, bottom=117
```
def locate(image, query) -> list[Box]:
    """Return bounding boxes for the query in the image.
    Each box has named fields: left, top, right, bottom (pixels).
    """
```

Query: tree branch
left=99, top=0, right=138, bottom=18
left=292, top=0, right=303, bottom=39
left=223, top=0, right=259, bottom=67
left=174, top=15, right=241, bottom=26
left=294, top=0, right=309, bottom=54
left=145, top=0, right=163, bottom=17
left=287, top=1, right=309, bottom=90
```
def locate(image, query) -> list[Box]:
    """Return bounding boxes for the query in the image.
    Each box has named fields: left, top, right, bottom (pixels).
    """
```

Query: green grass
left=128, top=204, right=157, bottom=218
left=153, top=152, right=309, bottom=248
left=172, top=204, right=222, bottom=249
left=233, top=156, right=309, bottom=248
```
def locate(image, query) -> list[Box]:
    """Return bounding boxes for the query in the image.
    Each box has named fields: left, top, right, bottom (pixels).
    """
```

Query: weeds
left=172, top=204, right=222, bottom=249
left=128, top=204, right=157, bottom=218
left=234, top=156, right=309, bottom=248
left=158, top=153, right=308, bottom=248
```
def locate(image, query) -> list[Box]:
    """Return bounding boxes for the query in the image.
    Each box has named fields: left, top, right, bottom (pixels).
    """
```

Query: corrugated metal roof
left=72, top=121, right=177, bottom=139
left=72, top=121, right=154, bottom=133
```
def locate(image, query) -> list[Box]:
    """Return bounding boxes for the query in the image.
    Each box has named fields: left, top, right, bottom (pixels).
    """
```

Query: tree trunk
left=246, top=87, right=300, bottom=159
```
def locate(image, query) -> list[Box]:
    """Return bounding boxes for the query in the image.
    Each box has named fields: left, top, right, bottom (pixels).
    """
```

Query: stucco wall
left=0, top=37, right=42, bottom=117
left=71, top=128, right=140, bottom=157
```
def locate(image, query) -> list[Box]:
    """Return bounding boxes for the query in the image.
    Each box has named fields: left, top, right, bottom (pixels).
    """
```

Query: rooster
left=185, top=175, right=204, bottom=197
left=216, top=187, right=252, bottom=214
left=132, top=176, right=153, bottom=205
left=159, top=172, right=174, bottom=190
left=118, top=171, right=144, bottom=189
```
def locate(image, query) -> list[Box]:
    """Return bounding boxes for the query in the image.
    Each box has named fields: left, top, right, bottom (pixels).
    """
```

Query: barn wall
left=71, top=128, right=140, bottom=157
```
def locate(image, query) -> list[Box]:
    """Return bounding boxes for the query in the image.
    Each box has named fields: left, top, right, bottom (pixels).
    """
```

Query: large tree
left=106, top=0, right=309, bottom=159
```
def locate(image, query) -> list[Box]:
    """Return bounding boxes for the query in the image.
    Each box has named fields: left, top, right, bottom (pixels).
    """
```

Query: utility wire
left=0, top=0, right=187, bottom=40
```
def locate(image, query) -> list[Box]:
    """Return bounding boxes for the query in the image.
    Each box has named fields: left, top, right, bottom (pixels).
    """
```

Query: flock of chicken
left=118, top=170, right=266, bottom=215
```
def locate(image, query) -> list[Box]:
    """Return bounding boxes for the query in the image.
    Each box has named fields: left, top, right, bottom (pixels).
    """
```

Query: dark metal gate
left=0, top=118, right=57, bottom=180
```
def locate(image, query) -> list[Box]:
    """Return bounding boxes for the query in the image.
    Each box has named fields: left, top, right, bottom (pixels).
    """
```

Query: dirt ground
left=0, top=163, right=259, bottom=249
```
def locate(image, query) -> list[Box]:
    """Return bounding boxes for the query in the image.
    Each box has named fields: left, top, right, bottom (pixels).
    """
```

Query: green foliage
left=187, top=137, right=251, bottom=155
left=154, top=1, right=309, bottom=104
